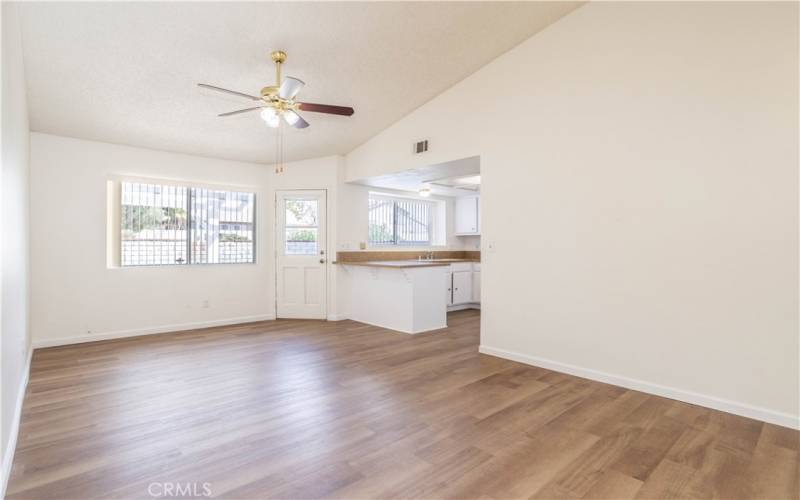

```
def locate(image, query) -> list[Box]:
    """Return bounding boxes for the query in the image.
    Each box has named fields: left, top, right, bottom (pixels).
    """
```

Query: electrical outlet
left=202, top=300, right=210, bottom=309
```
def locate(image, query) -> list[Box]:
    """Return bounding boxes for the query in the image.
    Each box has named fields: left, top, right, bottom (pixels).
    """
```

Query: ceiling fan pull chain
left=277, top=125, right=281, bottom=173
left=275, top=121, right=280, bottom=174
left=275, top=122, right=284, bottom=174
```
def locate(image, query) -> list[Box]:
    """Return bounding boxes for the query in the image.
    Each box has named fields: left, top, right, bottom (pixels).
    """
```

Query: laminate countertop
left=334, top=259, right=478, bottom=268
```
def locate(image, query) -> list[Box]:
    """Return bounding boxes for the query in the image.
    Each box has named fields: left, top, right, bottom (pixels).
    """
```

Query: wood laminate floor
left=7, top=310, right=799, bottom=499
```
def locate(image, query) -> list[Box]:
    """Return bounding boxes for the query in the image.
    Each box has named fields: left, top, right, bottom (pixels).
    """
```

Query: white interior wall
left=1, top=1, right=32, bottom=491
left=345, top=2, right=799, bottom=426
left=29, top=133, right=274, bottom=345
left=29, top=134, right=347, bottom=345
left=459, top=235, right=480, bottom=251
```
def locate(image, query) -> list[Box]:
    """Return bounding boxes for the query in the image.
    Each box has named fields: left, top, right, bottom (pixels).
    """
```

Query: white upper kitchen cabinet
left=454, top=195, right=480, bottom=235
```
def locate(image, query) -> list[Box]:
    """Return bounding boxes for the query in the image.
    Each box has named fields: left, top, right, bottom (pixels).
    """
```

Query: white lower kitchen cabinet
left=451, top=271, right=472, bottom=305
left=446, top=262, right=481, bottom=309
left=446, top=278, right=453, bottom=305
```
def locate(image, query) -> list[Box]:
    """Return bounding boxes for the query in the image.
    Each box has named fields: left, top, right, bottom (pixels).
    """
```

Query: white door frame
left=275, top=189, right=328, bottom=319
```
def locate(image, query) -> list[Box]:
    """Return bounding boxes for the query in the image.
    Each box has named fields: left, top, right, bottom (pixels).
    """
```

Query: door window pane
left=285, top=228, right=318, bottom=255
left=285, top=199, right=318, bottom=226
left=284, top=198, right=319, bottom=255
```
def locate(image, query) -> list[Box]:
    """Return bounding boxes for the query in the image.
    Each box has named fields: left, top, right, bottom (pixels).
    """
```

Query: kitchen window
left=121, top=181, right=255, bottom=266
left=368, top=194, right=434, bottom=246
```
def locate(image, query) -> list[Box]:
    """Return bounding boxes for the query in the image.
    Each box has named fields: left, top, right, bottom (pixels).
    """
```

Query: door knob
left=320, top=259, right=326, bottom=264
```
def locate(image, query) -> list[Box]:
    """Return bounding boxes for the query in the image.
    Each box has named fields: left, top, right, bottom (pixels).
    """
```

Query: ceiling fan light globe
left=260, top=107, right=277, bottom=121
left=260, top=107, right=280, bottom=128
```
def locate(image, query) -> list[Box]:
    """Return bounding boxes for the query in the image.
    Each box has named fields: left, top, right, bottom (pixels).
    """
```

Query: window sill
left=108, top=262, right=258, bottom=269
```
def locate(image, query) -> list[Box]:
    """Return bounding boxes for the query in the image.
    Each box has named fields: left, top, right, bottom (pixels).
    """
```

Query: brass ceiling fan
left=198, top=50, right=354, bottom=129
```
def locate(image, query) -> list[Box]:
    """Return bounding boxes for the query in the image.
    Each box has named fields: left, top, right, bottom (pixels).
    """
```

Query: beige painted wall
left=1, top=1, right=32, bottom=485
left=346, top=2, right=799, bottom=424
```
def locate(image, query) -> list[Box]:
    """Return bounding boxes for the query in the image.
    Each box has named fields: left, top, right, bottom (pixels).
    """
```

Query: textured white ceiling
left=18, top=2, right=582, bottom=164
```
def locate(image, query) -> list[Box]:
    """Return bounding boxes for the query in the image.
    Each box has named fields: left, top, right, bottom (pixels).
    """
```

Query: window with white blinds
left=368, top=194, right=434, bottom=246
left=121, top=182, right=255, bottom=266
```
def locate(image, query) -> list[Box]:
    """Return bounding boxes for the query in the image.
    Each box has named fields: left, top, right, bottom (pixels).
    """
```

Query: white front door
left=276, top=190, right=327, bottom=319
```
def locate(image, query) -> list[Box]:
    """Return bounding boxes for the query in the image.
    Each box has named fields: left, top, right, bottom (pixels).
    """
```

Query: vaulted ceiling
left=18, top=2, right=582, bottom=164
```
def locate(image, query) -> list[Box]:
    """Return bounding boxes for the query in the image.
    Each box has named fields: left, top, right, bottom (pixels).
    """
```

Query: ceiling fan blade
left=197, top=83, right=260, bottom=101
left=279, top=77, right=305, bottom=100
left=297, top=102, right=354, bottom=116
left=284, top=109, right=309, bottom=129
left=218, top=106, right=262, bottom=117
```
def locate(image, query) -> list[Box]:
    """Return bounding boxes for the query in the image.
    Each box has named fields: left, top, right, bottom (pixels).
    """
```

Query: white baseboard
left=2, top=347, right=33, bottom=498
left=32, top=314, right=276, bottom=349
left=447, top=303, right=481, bottom=312
left=479, top=345, right=799, bottom=430
left=326, top=313, right=348, bottom=321
left=346, top=316, right=446, bottom=335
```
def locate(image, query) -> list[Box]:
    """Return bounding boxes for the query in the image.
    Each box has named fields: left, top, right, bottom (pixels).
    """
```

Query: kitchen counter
left=334, top=258, right=478, bottom=268
left=339, top=262, right=449, bottom=334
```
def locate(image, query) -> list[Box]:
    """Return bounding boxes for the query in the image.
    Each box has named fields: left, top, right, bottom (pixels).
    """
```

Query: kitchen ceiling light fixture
left=457, top=175, right=481, bottom=185
left=198, top=50, right=355, bottom=173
